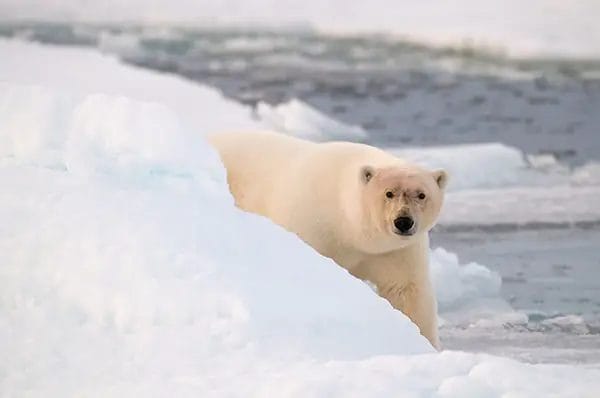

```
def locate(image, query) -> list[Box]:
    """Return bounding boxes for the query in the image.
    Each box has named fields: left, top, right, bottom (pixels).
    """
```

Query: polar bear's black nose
left=394, top=217, right=415, bottom=234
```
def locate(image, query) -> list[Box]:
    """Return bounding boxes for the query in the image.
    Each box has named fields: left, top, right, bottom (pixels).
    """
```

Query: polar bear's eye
left=418, top=192, right=426, bottom=200
left=385, top=191, right=394, bottom=199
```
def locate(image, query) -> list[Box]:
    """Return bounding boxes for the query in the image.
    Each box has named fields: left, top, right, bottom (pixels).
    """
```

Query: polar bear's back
left=209, top=131, right=313, bottom=169
left=208, top=131, right=316, bottom=215
left=208, top=131, right=402, bottom=252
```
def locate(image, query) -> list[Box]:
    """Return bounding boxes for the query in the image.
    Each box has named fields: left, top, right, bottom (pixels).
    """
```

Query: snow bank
left=0, top=84, right=215, bottom=179
left=2, top=39, right=600, bottom=397
left=256, top=99, right=367, bottom=141
left=1, top=0, right=600, bottom=58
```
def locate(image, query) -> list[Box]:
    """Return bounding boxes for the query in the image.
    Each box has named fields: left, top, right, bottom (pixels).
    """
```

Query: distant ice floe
left=97, top=31, right=141, bottom=55
left=391, top=142, right=571, bottom=192
left=256, top=98, right=368, bottom=141
left=390, top=143, right=600, bottom=230
left=440, top=184, right=600, bottom=231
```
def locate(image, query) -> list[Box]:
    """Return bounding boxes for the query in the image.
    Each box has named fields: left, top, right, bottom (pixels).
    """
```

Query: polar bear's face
left=360, top=165, right=447, bottom=251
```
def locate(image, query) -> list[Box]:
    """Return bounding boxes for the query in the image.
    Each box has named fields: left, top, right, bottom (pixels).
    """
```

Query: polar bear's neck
left=349, top=236, right=431, bottom=292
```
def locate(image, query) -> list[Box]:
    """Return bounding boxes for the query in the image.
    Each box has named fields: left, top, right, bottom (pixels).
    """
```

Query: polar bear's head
left=358, top=164, right=447, bottom=252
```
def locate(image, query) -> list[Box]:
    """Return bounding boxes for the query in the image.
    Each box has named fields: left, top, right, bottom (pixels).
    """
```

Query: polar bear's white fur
left=209, top=131, right=448, bottom=348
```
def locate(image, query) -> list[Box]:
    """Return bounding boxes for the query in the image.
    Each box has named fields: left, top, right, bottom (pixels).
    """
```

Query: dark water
left=2, top=22, right=599, bottom=365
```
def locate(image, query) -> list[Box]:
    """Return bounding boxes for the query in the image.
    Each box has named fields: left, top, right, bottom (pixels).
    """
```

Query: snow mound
left=0, top=82, right=428, bottom=355
left=0, top=82, right=432, bottom=396
left=256, top=99, right=368, bottom=141
left=0, top=84, right=216, bottom=181
left=0, top=39, right=261, bottom=136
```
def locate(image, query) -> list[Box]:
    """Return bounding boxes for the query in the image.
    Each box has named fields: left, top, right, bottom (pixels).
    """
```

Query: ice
left=431, top=248, right=500, bottom=311
left=256, top=99, right=368, bottom=141
left=390, top=143, right=600, bottom=192
left=1, top=1, right=600, bottom=58
left=440, top=184, right=600, bottom=230
left=97, top=31, right=141, bottom=56
left=541, top=315, right=590, bottom=335
left=430, top=248, right=524, bottom=328
left=222, top=36, right=293, bottom=53
left=572, top=162, right=600, bottom=186
left=391, top=143, right=543, bottom=192
left=2, top=39, right=600, bottom=396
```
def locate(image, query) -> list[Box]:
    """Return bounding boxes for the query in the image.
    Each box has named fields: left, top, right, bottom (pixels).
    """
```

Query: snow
left=1, top=0, right=600, bottom=59
left=2, top=38, right=600, bottom=396
left=0, top=39, right=260, bottom=136
left=256, top=99, right=368, bottom=141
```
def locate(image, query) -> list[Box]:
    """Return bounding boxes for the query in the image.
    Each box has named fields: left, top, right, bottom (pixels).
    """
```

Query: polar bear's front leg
left=380, top=281, right=440, bottom=350
left=350, top=246, right=441, bottom=350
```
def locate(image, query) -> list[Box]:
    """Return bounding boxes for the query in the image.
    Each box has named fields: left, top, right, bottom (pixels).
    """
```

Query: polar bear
left=208, top=131, right=448, bottom=349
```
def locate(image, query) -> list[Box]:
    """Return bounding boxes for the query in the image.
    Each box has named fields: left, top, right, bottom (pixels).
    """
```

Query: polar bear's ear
left=361, top=166, right=375, bottom=184
left=432, top=169, right=448, bottom=190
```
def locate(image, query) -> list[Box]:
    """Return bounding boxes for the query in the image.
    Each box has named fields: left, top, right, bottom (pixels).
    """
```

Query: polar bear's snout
left=393, top=216, right=415, bottom=236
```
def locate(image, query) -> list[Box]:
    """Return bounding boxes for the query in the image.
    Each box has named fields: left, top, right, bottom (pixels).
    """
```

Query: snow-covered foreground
left=2, top=39, right=600, bottom=397
left=2, top=0, right=600, bottom=59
